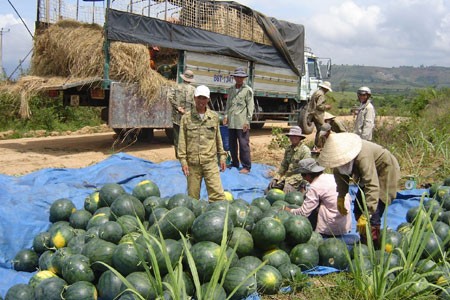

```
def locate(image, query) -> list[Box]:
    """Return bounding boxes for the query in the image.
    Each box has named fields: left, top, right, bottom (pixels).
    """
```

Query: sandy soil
left=0, top=123, right=296, bottom=176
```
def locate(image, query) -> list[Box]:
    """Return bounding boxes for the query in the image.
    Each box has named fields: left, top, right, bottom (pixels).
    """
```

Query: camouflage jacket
left=177, top=109, right=227, bottom=167
left=275, top=143, right=312, bottom=186
left=168, top=83, right=196, bottom=125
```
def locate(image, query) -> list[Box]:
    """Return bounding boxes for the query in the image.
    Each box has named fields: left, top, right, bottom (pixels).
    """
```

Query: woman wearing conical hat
left=318, top=133, right=400, bottom=247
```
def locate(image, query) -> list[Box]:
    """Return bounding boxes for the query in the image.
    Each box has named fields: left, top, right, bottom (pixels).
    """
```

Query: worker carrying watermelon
left=313, top=112, right=347, bottom=152
left=177, top=85, right=227, bottom=202
left=318, top=132, right=400, bottom=248
left=266, top=126, right=311, bottom=194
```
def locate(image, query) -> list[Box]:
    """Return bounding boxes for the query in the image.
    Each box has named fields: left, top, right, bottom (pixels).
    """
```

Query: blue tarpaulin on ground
left=0, top=153, right=429, bottom=297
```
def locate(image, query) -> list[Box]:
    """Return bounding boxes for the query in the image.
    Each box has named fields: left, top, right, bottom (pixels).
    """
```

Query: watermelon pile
left=5, top=177, right=450, bottom=299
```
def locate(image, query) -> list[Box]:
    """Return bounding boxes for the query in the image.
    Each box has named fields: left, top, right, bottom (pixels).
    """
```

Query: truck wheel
left=137, top=128, right=154, bottom=142
left=298, top=108, right=314, bottom=134
left=250, top=122, right=265, bottom=129
left=165, top=128, right=174, bottom=143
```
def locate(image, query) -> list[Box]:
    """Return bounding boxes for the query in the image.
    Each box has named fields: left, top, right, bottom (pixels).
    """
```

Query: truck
left=37, top=0, right=331, bottom=141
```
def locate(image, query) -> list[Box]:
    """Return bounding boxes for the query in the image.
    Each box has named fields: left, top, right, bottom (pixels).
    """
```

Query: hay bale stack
left=30, top=20, right=172, bottom=106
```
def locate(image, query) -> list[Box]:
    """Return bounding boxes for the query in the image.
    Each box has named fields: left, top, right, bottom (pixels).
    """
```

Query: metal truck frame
left=37, top=0, right=331, bottom=141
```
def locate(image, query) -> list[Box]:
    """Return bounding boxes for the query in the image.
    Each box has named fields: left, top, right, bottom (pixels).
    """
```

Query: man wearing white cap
left=178, top=85, right=227, bottom=202
left=223, top=67, right=255, bottom=174
left=169, top=69, right=196, bottom=158
left=267, top=126, right=311, bottom=193
left=354, top=86, right=375, bottom=140
left=283, top=158, right=352, bottom=236
left=318, top=132, right=400, bottom=247
left=309, top=81, right=333, bottom=148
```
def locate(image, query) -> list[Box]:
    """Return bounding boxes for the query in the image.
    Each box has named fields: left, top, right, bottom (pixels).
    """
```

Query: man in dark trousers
left=223, top=67, right=255, bottom=174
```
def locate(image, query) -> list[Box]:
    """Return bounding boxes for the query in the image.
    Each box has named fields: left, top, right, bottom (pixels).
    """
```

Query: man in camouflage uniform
left=168, top=70, right=196, bottom=158
left=309, top=81, right=332, bottom=148
left=178, top=85, right=227, bottom=202
left=267, top=126, right=311, bottom=193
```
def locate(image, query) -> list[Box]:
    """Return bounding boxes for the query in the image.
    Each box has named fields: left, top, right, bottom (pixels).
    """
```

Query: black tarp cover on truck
left=106, top=1, right=304, bottom=75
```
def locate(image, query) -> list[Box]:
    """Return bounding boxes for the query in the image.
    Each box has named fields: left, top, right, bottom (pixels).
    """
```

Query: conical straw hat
left=318, top=133, right=362, bottom=168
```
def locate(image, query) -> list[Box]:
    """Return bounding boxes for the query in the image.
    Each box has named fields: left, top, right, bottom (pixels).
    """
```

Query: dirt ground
left=0, top=122, right=298, bottom=176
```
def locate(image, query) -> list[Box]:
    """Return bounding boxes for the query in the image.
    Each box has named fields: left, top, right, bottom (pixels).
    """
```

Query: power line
left=7, top=0, right=34, bottom=38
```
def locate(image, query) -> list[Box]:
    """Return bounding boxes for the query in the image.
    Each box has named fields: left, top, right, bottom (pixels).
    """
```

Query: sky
left=1, top=0, right=450, bottom=79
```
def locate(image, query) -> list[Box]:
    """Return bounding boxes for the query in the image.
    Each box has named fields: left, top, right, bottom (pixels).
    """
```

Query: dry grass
left=3, top=20, right=174, bottom=119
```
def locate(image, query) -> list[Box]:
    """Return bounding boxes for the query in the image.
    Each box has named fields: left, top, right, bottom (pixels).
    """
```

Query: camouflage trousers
left=187, top=162, right=225, bottom=202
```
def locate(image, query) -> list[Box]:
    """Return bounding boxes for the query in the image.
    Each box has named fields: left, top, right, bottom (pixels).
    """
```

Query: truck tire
left=250, top=122, right=265, bottom=129
left=298, top=108, right=314, bottom=134
left=165, top=128, right=174, bottom=143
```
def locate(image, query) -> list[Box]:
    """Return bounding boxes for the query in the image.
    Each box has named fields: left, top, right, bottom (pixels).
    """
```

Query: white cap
left=194, top=85, right=210, bottom=98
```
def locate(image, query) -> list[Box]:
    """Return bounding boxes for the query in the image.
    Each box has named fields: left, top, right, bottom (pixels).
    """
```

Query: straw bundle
left=30, top=20, right=172, bottom=106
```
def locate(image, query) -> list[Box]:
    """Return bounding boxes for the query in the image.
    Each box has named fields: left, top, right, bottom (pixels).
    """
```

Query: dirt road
left=0, top=124, right=296, bottom=176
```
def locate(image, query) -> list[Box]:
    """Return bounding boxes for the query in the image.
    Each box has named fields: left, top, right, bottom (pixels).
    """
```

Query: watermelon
left=49, top=198, right=76, bottom=222
left=277, top=262, right=302, bottom=282
left=256, top=265, right=283, bottom=295
left=152, top=239, right=183, bottom=275
left=116, top=215, right=140, bottom=234
left=120, top=272, right=156, bottom=299
left=318, top=238, right=349, bottom=270
left=251, top=197, right=272, bottom=212
left=247, top=205, right=263, bottom=223
left=200, top=282, right=227, bottom=300
left=13, top=249, right=39, bottom=272
left=228, top=227, right=254, bottom=257
left=434, top=221, right=450, bottom=246
left=132, top=180, right=160, bottom=201
left=110, top=194, right=146, bottom=221
left=252, top=217, right=286, bottom=250
left=290, top=243, right=319, bottom=270
left=97, top=270, right=123, bottom=300
left=307, top=231, right=324, bottom=248
left=383, top=229, right=403, bottom=253
left=284, top=191, right=304, bottom=206
left=99, top=183, right=126, bottom=207
left=29, top=270, right=58, bottom=288
left=163, top=271, right=195, bottom=297
left=32, top=232, right=51, bottom=254
left=82, top=237, right=117, bottom=272
left=143, top=196, right=166, bottom=218
left=50, top=247, right=73, bottom=276
left=112, top=242, right=147, bottom=276
left=4, top=284, right=35, bottom=300
left=266, top=188, right=285, bottom=204
left=262, top=248, right=290, bottom=268
left=62, top=254, right=95, bottom=284
left=421, top=234, right=443, bottom=260
left=239, top=256, right=263, bottom=273
left=98, top=221, right=124, bottom=244
left=35, top=276, right=67, bottom=300
left=67, top=234, right=88, bottom=255
left=84, top=191, right=100, bottom=214
left=284, top=215, right=313, bottom=245
left=151, top=206, right=196, bottom=240
left=230, top=203, right=251, bottom=228
left=148, top=207, right=169, bottom=226
left=351, top=243, right=370, bottom=259
left=62, top=281, right=98, bottom=300
left=223, top=267, right=257, bottom=300
left=192, top=199, right=209, bottom=217
left=50, top=224, right=75, bottom=248
left=190, top=241, right=222, bottom=282
left=38, top=250, right=56, bottom=273
left=436, top=186, right=450, bottom=202
left=86, top=213, right=110, bottom=230
left=69, top=209, right=93, bottom=230
left=167, top=193, right=194, bottom=210
left=191, top=210, right=233, bottom=244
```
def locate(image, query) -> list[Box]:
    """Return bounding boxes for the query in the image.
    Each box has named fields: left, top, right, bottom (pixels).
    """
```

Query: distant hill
left=328, top=65, right=450, bottom=94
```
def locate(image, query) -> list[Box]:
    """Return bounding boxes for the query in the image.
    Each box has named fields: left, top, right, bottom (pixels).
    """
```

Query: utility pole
left=0, top=28, right=11, bottom=80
